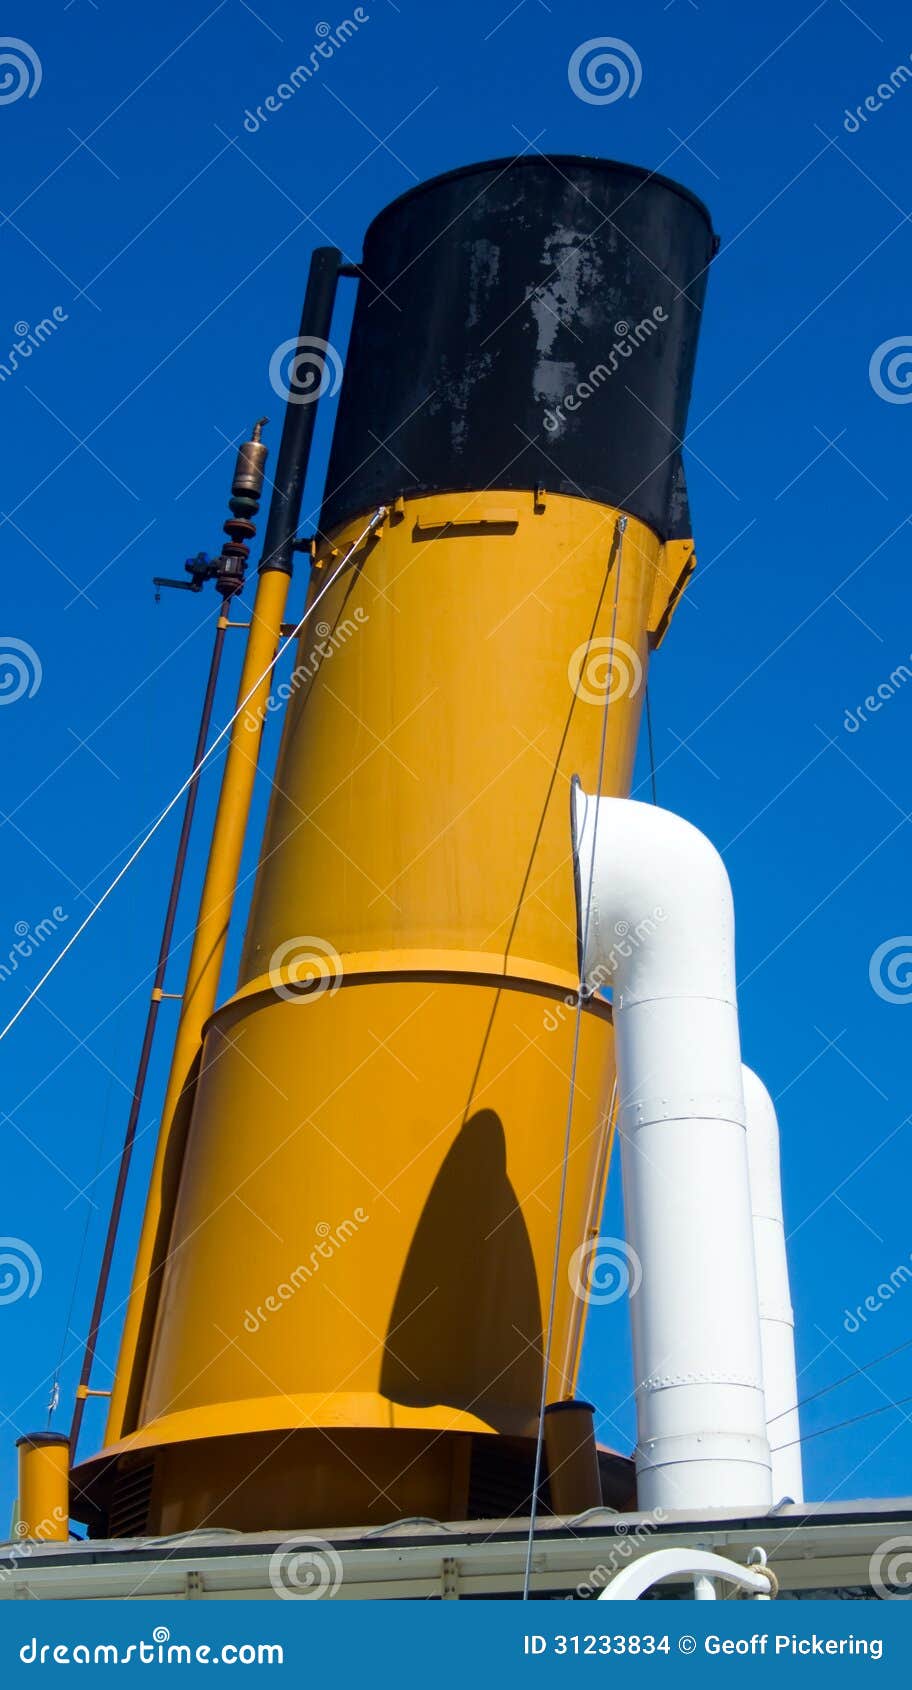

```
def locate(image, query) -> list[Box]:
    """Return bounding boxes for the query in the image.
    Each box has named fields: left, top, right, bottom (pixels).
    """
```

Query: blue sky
left=2, top=0, right=912, bottom=1524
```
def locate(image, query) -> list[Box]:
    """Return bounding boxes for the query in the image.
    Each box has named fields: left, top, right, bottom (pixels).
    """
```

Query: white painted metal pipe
left=571, top=785, right=772, bottom=1513
left=742, top=1065, right=803, bottom=1504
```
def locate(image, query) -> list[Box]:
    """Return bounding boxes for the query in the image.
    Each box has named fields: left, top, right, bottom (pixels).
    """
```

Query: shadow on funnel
left=380, top=1108, right=542, bottom=1433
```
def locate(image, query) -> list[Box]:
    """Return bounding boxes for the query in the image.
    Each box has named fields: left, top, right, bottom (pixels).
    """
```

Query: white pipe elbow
left=571, top=785, right=772, bottom=1513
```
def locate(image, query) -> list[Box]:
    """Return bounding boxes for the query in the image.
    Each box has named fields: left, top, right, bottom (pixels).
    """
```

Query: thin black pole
left=258, top=246, right=342, bottom=576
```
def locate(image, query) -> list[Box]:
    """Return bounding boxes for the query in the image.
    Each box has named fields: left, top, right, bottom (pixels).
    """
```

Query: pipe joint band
left=757, top=1299, right=795, bottom=1326
left=642, top=1371, right=765, bottom=1392
left=638, top=1442, right=772, bottom=1470
left=621, top=1099, right=746, bottom=1130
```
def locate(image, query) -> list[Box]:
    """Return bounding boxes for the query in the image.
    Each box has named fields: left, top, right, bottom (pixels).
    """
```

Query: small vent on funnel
left=108, top=1460, right=154, bottom=1538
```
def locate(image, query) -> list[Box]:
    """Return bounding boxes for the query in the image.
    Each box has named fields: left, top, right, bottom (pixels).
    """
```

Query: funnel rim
left=362, top=153, right=717, bottom=249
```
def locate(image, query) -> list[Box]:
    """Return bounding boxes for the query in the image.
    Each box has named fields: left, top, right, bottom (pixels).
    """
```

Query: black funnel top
left=321, top=156, right=716, bottom=541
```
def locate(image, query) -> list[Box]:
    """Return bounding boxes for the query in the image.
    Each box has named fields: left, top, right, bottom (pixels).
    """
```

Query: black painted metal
left=321, top=157, right=716, bottom=541
left=260, top=245, right=342, bottom=574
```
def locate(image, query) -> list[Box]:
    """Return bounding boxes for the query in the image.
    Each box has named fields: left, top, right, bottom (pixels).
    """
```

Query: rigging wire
left=47, top=649, right=164, bottom=1426
left=521, top=518, right=626, bottom=1601
left=767, top=1333, right=912, bottom=1426
left=47, top=1057, right=119, bottom=1427
left=0, top=507, right=387, bottom=1051
left=771, top=1389, right=912, bottom=1454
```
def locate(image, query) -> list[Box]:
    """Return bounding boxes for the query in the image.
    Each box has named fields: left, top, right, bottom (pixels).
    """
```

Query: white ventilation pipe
left=742, top=1065, right=803, bottom=1504
left=571, top=785, right=772, bottom=1513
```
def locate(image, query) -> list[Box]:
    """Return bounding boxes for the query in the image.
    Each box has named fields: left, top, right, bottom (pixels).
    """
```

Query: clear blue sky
left=2, top=0, right=911, bottom=1524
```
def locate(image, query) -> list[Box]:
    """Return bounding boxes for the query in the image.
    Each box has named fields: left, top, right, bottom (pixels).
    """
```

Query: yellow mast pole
left=105, top=564, right=291, bottom=1441
left=102, top=246, right=344, bottom=1443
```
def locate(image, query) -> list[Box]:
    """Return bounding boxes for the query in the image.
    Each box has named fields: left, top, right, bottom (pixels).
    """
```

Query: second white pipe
left=742, top=1065, right=803, bottom=1504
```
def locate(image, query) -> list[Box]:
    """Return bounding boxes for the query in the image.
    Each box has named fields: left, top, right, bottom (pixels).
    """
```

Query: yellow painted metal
left=84, top=489, right=690, bottom=1530
left=16, top=1435, right=69, bottom=1540
left=560, top=1081, right=619, bottom=1393
left=649, top=537, right=696, bottom=647
left=242, top=492, right=666, bottom=971
left=104, top=565, right=291, bottom=1445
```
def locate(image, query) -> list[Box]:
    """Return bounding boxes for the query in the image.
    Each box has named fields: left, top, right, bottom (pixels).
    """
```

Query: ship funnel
left=571, top=785, right=773, bottom=1511
left=74, top=157, right=719, bottom=1537
left=323, top=155, right=714, bottom=542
